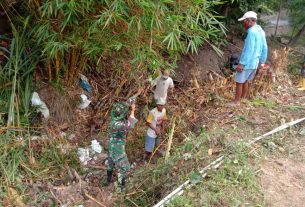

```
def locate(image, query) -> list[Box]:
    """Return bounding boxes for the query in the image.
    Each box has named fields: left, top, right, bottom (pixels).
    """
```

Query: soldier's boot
left=298, top=78, right=305, bottom=91
left=106, top=170, right=113, bottom=185
left=120, top=178, right=126, bottom=192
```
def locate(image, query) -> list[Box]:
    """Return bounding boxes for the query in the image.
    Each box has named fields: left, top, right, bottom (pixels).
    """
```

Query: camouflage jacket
left=108, top=96, right=138, bottom=142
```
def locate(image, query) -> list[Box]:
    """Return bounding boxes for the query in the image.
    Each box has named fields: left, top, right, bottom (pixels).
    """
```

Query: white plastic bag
left=91, top=139, right=103, bottom=153
left=77, top=148, right=91, bottom=165
left=78, top=94, right=91, bottom=109
left=31, top=92, right=50, bottom=119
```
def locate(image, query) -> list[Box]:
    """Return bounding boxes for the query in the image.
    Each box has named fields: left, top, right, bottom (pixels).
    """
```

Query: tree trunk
left=288, top=24, right=305, bottom=46
left=274, top=0, right=283, bottom=37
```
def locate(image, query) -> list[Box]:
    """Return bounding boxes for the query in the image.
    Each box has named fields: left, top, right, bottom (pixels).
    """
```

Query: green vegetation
left=3, top=0, right=227, bottom=85
left=0, top=20, right=39, bottom=127
left=1, top=0, right=304, bottom=206
left=123, top=129, right=265, bottom=206
left=287, top=0, right=305, bottom=46
left=0, top=133, right=79, bottom=205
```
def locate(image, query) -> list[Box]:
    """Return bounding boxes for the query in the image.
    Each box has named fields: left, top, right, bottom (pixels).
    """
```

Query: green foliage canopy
left=7, top=0, right=226, bottom=80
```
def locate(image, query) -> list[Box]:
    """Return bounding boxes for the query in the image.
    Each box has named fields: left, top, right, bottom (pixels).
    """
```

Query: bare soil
left=261, top=157, right=305, bottom=207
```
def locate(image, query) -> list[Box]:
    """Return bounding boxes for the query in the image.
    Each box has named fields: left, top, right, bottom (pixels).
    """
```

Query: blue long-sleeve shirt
left=239, top=25, right=268, bottom=70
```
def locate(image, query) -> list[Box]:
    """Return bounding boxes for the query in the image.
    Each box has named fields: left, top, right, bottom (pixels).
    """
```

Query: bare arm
left=146, top=121, right=159, bottom=135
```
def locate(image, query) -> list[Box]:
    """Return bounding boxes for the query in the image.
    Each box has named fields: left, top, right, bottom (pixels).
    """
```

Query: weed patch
left=0, top=133, right=80, bottom=206
left=122, top=130, right=265, bottom=207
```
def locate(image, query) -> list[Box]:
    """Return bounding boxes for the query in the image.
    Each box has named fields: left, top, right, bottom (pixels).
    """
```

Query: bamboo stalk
left=247, top=117, right=305, bottom=146
left=15, top=93, right=20, bottom=128
left=55, top=52, right=60, bottom=83
left=48, top=62, right=52, bottom=81
left=165, top=116, right=176, bottom=161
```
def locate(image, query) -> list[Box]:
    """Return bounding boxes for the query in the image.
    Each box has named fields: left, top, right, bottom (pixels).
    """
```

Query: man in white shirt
left=151, top=70, right=174, bottom=103
left=144, top=98, right=168, bottom=161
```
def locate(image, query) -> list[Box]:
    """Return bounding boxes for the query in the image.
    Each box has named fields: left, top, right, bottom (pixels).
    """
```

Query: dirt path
left=261, top=157, right=305, bottom=207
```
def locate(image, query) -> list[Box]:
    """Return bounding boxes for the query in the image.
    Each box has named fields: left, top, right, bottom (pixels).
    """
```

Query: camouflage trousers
left=107, top=140, right=131, bottom=182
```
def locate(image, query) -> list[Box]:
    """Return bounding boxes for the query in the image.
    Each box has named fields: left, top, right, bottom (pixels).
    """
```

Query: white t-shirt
left=152, top=76, right=174, bottom=101
left=146, top=108, right=168, bottom=138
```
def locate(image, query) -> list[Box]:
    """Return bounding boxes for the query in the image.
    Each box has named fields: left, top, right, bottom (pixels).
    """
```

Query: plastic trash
left=79, top=74, right=92, bottom=93
left=78, top=94, right=91, bottom=109
left=78, top=148, right=92, bottom=165
left=31, top=92, right=50, bottom=119
left=91, top=139, right=103, bottom=153
left=229, top=54, right=240, bottom=72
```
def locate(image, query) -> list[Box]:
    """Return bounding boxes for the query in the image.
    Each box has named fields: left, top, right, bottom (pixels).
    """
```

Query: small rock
left=299, top=128, right=305, bottom=136
left=183, top=153, right=192, bottom=160
left=278, top=147, right=285, bottom=152
left=267, top=141, right=277, bottom=151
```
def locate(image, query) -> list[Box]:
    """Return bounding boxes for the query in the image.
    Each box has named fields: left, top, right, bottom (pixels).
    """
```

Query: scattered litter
left=91, top=139, right=103, bottom=153
left=183, top=153, right=192, bottom=160
left=79, top=74, right=92, bottom=93
left=31, top=92, right=50, bottom=119
left=78, top=140, right=106, bottom=166
left=131, top=162, right=137, bottom=169
left=208, top=148, right=213, bottom=156
left=31, top=135, right=48, bottom=140
left=78, top=148, right=92, bottom=165
left=16, top=135, right=23, bottom=141
left=79, top=94, right=91, bottom=109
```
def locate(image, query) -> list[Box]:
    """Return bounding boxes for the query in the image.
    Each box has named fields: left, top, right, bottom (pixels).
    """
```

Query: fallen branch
left=49, top=189, right=63, bottom=206
left=84, top=192, right=107, bottom=207
left=208, top=70, right=223, bottom=79
left=247, top=117, right=305, bottom=146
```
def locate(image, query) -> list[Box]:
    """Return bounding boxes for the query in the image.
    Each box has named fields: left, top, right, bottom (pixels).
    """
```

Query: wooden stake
left=165, top=116, right=176, bottom=161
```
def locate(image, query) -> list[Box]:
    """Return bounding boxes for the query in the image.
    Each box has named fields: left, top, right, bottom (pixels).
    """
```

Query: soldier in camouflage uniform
left=107, top=89, right=142, bottom=191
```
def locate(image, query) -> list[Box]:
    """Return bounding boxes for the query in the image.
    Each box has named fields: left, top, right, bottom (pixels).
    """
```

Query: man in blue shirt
left=230, top=11, right=268, bottom=106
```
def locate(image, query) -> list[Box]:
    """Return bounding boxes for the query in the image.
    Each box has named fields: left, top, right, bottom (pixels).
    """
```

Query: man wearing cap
left=144, top=98, right=168, bottom=161
left=106, top=89, right=142, bottom=192
left=151, top=70, right=174, bottom=104
left=230, top=11, right=268, bottom=106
